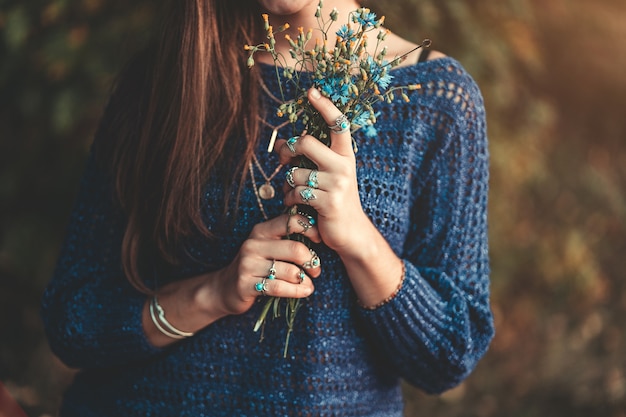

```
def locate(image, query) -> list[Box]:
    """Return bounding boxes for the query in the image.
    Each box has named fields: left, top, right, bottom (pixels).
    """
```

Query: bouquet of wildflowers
left=246, top=1, right=430, bottom=357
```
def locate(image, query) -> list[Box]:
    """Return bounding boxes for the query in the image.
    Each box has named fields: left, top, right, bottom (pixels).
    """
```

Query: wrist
left=192, top=270, right=230, bottom=319
left=357, top=260, right=406, bottom=310
left=327, top=211, right=372, bottom=257
left=159, top=271, right=229, bottom=330
left=334, top=220, right=405, bottom=308
left=144, top=270, right=231, bottom=347
left=334, top=215, right=383, bottom=262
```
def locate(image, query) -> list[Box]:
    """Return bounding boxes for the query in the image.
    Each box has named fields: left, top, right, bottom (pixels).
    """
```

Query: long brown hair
left=97, top=0, right=263, bottom=292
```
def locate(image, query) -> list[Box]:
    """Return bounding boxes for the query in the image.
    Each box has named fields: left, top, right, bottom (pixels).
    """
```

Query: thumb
left=307, top=88, right=354, bottom=157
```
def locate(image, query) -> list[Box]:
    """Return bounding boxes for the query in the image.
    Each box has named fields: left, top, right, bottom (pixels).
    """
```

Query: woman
left=42, top=0, right=495, bottom=415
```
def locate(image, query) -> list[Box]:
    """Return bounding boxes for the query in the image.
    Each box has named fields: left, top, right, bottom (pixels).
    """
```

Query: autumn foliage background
left=1, top=0, right=625, bottom=416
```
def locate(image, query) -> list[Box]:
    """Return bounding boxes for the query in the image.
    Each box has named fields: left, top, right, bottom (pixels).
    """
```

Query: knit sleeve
left=40, top=145, right=163, bottom=369
left=357, top=67, right=495, bottom=394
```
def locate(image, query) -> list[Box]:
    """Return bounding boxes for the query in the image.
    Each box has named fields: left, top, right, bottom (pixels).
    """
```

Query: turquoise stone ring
left=299, top=187, right=317, bottom=204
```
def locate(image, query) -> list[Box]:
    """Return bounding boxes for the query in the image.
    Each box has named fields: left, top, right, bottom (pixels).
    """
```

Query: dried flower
left=246, top=1, right=430, bottom=357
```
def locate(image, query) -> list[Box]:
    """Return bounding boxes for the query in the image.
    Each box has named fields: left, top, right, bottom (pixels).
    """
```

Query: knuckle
left=296, top=244, right=313, bottom=261
left=286, top=240, right=305, bottom=256
left=286, top=264, right=300, bottom=280
left=250, top=223, right=264, bottom=237
left=325, top=195, right=342, bottom=212
left=239, top=239, right=255, bottom=254
left=238, top=256, right=256, bottom=274
left=334, top=174, right=351, bottom=189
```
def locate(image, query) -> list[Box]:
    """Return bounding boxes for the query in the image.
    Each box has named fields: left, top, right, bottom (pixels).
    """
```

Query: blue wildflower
left=376, top=71, right=393, bottom=89
left=365, top=57, right=394, bottom=90
left=317, top=77, right=352, bottom=105
left=336, top=25, right=356, bottom=42
left=351, top=106, right=371, bottom=127
left=353, top=9, right=378, bottom=29
left=363, top=124, right=378, bottom=138
left=349, top=106, right=378, bottom=137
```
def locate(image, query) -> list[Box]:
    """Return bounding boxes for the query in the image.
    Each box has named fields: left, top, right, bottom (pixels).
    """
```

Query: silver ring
left=286, top=167, right=299, bottom=188
left=307, top=170, right=319, bottom=189
left=328, top=114, right=350, bottom=134
left=298, top=219, right=312, bottom=233
left=303, top=249, right=321, bottom=269
left=254, top=277, right=268, bottom=295
left=286, top=136, right=299, bottom=154
left=300, top=187, right=317, bottom=204
left=267, top=260, right=276, bottom=280
left=297, top=210, right=316, bottom=226
left=298, top=270, right=306, bottom=284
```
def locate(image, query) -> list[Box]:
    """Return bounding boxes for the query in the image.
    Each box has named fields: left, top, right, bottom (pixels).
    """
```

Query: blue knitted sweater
left=42, top=56, right=494, bottom=416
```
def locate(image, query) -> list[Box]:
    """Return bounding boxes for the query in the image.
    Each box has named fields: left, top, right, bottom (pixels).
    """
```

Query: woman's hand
left=274, top=88, right=374, bottom=257
left=212, top=212, right=322, bottom=316
left=274, top=88, right=404, bottom=308
left=144, top=213, right=322, bottom=347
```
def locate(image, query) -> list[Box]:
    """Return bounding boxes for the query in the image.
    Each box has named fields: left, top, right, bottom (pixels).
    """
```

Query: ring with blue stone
left=303, top=249, right=321, bottom=269
left=297, top=210, right=316, bottom=226
left=299, top=187, right=317, bottom=204
left=255, top=277, right=268, bottom=295
left=286, top=136, right=299, bottom=154
left=307, top=170, right=319, bottom=189
left=267, top=260, right=277, bottom=280
left=328, top=114, right=350, bottom=134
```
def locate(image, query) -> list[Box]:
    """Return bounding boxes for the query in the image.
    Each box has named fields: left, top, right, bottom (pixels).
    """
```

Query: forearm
left=336, top=217, right=404, bottom=308
left=142, top=269, right=232, bottom=347
left=142, top=275, right=216, bottom=347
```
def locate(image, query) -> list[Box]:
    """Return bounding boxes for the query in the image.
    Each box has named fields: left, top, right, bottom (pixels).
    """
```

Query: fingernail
left=310, top=88, right=321, bottom=99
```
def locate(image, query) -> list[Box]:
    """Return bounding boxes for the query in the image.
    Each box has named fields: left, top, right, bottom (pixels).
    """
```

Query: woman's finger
left=247, top=251, right=319, bottom=298
left=283, top=186, right=326, bottom=211
left=284, top=167, right=329, bottom=191
left=257, top=259, right=311, bottom=285
left=253, top=276, right=314, bottom=299
left=274, top=134, right=339, bottom=170
left=286, top=208, right=321, bottom=243
left=248, top=211, right=321, bottom=243
left=306, top=88, right=354, bottom=157
left=239, top=238, right=322, bottom=278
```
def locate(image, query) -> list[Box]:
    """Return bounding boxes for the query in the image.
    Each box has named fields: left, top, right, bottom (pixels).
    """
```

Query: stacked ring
left=286, top=167, right=298, bottom=188
left=300, top=187, right=317, bottom=204
left=328, top=114, right=350, bottom=134
left=297, top=210, right=316, bottom=226
left=298, top=219, right=312, bottom=233
left=307, top=170, right=319, bottom=189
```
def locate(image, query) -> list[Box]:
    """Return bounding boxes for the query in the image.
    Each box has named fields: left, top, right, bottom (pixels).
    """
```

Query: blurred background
left=1, top=0, right=625, bottom=416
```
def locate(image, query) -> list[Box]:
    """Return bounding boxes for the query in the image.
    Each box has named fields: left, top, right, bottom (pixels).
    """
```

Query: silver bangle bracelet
left=149, top=296, right=194, bottom=339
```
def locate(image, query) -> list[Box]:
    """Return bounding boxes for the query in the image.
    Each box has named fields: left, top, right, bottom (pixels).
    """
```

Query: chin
left=256, top=0, right=316, bottom=16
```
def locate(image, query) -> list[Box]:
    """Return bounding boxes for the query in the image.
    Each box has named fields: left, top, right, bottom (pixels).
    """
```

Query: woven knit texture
left=42, top=56, right=494, bottom=417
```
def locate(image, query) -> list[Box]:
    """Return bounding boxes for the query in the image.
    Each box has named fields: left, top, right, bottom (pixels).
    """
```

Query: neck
left=258, top=1, right=362, bottom=66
